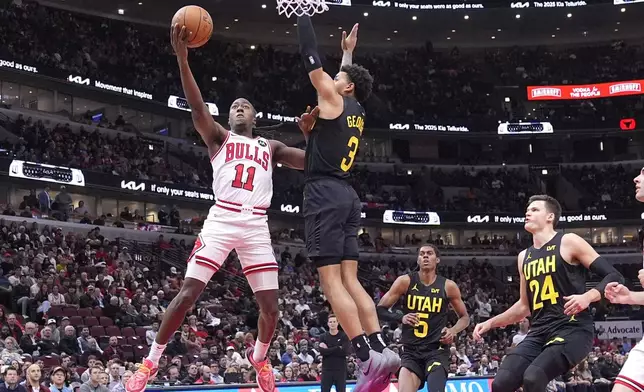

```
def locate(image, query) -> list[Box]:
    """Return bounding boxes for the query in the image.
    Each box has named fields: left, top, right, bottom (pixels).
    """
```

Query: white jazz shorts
left=185, top=208, right=278, bottom=292
left=616, top=340, right=644, bottom=392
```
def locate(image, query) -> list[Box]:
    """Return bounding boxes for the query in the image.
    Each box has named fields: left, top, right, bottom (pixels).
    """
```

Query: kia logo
left=121, top=181, right=145, bottom=191
left=280, top=204, right=300, bottom=214
left=67, top=75, right=90, bottom=86
left=467, top=215, right=490, bottom=223
left=620, top=118, right=636, bottom=131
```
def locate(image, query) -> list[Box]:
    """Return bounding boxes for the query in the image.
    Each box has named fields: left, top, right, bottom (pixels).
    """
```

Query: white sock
left=252, top=340, right=270, bottom=362
left=146, top=342, right=167, bottom=365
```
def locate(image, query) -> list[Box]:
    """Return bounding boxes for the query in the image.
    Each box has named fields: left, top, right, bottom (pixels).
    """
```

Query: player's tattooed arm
left=474, top=250, right=531, bottom=340
left=340, top=23, right=359, bottom=68
left=171, top=23, right=227, bottom=154
left=376, top=275, right=410, bottom=323
left=441, top=279, right=469, bottom=344
left=270, top=140, right=305, bottom=170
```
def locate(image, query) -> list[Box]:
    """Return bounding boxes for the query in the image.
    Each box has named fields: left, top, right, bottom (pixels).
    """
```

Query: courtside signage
left=527, top=79, right=644, bottom=100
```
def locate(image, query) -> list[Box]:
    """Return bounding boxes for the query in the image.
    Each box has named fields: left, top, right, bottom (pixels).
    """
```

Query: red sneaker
left=246, top=346, right=276, bottom=392
left=126, top=359, right=158, bottom=392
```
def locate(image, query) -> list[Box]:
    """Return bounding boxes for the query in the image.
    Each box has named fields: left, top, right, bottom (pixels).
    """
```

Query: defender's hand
left=563, top=294, right=591, bottom=315
left=402, top=313, right=419, bottom=326
left=171, top=23, right=190, bottom=60
left=605, top=282, right=632, bottom=305
left=296, top=105, right=320, bottom=134
left=473, top=322, right=491, bottom=342
left=638, top=269, right=644, bottom=287
left=342, top=23, right=359, bottom=52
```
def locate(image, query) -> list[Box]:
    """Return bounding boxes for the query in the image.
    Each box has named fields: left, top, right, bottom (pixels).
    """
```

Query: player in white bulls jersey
left=126, top=24, right=306, bottom=392
left=604, top=166, right=644, bottom=392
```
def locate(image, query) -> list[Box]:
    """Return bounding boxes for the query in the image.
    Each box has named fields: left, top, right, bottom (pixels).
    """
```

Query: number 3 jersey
left=522, top=232, right=593, bottom=334
left=305, top=96, right=365, bottom=182
left=210, top=131, right=273, bottom=217
left=401, top=274, right=449, bottom=352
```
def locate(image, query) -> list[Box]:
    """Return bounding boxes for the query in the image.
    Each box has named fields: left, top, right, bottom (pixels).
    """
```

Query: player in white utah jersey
left=604, top=166, right=644, bottom=392
left=127, top=24, right=305, bottom=392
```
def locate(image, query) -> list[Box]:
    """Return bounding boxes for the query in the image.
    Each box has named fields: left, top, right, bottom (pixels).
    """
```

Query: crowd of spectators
left=0, top=213, right=638, bottom=392
left=0, top=2, right=644, bottom=130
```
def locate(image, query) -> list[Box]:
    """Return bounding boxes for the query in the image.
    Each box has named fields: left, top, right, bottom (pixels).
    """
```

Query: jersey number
left=231, top=164, right=256, bottom=191
left=528, top=275, right=559, bottom=310
left=414, top=313, right=429, bottom=338
left=340, top=136, right=359, bottom=172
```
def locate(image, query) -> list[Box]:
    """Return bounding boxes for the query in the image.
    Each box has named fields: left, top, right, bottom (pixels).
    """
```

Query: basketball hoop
left=276, top=0, right=329, bottom=18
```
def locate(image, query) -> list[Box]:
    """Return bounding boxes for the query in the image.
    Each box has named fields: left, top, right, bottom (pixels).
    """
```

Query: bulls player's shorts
left=185, top=204, right=278, bottom=292
left=303, top=177, right=361, bottom=267
left=616, top=340, right=644, bottom=392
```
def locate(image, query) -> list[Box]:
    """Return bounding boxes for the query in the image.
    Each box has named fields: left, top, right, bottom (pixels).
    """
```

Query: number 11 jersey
left=210, top=131, right=274, bottom=213
left=522, top=232, right=593, bottom=334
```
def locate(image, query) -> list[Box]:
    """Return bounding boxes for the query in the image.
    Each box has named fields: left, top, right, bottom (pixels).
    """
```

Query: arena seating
left=0, top=213, right=637, bottom=386
left=0, top=2, right=643, bottom=130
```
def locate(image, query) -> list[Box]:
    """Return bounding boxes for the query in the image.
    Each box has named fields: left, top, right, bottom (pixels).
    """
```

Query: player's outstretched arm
left=269, top=140, right=305, bottom=170
left=441, top=280, right=470, bottom=345
left=474, top=250, right=531, bottom=341
left=605, top=282, right=644, bottom=305
left=297, top=16, right=343, bottom=114
left=561, top=233, right=624, bottom=315
left=376, top=275, right=414, bottom=323
left=171, top=23, right=227, bottom=152
left=340, top=23, right=359, bottom=68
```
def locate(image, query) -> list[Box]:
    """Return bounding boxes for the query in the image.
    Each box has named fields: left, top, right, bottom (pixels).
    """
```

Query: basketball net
left=276, top=0, right=329, bottom=18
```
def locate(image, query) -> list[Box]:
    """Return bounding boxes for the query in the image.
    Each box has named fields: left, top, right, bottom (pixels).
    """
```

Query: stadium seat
left=134, top=345, right=148, bottom=361
left=48, top=306, right=63, bottom=318
left=63, top=308, right=78, bottom=317
left=127, top=336, right=141, bottom=345
left=42, top=356, right=60, bottom=367
left=99, top=317, right=114, bottom=327
left=135, top=327, right=147, bottom=338
left=69, top=316, right=83, bottom=326
left=105, top=326, right=120, bottom=337
left=84, top=317, right=99, bottom=327
left=92, top=308, right=103, bottom=318
left=121, top=327, right=135, bottom=337
left=90, top=326, right=105, bottom=337
left=78, top=308, right=92, bottom=318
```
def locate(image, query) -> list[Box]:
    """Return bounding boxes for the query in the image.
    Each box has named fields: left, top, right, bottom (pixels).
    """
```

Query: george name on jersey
left=523, top=255, right=556, bottom=280
left=346, top=115, right=365, bottom=135
left=407, top=295, right=443, bottom=313
left=225, top=142, right=270, bottom=171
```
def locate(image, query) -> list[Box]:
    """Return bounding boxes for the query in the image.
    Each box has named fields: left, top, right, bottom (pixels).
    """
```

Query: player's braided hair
left=341, top=64, right=374, bottom=103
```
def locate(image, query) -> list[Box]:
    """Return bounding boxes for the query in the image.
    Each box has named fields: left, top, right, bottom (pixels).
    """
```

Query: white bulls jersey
left=209, top=131, right=273, bottom=215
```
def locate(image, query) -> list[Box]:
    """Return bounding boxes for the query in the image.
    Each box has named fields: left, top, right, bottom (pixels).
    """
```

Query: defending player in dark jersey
left=377, top=245, right=469, bottom=392
left=473, top=195, right=624, bottom=392
left=296, top=14, right=398, bottom=392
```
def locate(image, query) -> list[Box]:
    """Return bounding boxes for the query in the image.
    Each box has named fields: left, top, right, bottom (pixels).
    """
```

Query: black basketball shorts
left=510, top=324, right=594, bottom=367
left=304, top=177, right=361, bottom=267
left=401, top=347, right=449, bottom=389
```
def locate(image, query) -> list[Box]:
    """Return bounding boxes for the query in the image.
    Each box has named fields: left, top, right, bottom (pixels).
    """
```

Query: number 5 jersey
left=401, top=274, right=450, bottom=352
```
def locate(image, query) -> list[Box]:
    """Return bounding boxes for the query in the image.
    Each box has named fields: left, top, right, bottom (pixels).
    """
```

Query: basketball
left=171, top=5, right=213, bottom=48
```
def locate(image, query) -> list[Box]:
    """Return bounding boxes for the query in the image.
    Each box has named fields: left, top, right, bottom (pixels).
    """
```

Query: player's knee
left=491, top=370, right=518, bottom=392
left=174, top=284, right=202, bottom=310
left=522, top=365, right=547, bottom=392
